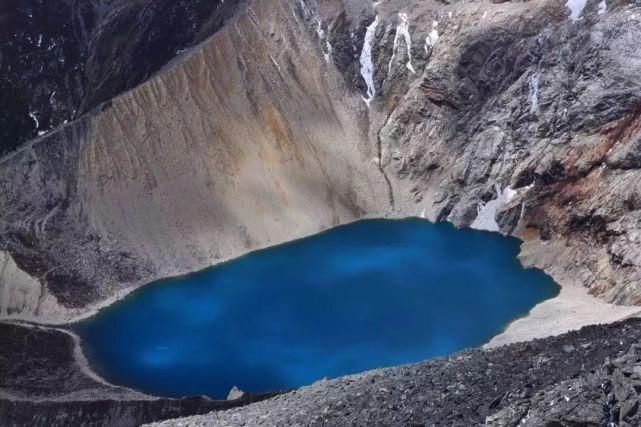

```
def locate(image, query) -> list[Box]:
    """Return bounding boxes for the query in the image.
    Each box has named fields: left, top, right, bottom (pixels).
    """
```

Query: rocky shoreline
left=4, top=317, right=641, bottom=426
left=150, top=318, right=641, bottom=426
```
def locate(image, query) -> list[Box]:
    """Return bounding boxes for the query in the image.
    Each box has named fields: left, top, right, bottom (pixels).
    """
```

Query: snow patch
left=316, top=20, right=325, bottom=39
left=316, top=19, right=332, bottom=62
left=360, top=15, right=380, bottom=107
left=324, top=41, right=333, bottom=62
left=598, top=0, right=607, bottom=15
left=425, top=21, right=439, bottom=53
left=470, top=185, right=517, bottom=233
left=389, top=13, right=415, bottom=74
left=566, top=0, right=587, bottom=21
left=28, top=111, right=39, bottom=129
left=528, top=71, right=540, bottom=114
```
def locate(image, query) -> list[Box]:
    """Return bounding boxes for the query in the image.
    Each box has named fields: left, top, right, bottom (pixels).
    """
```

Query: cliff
left=0, top=0, right=246, bottom=154
left=2, top=0, right=641, bottom=325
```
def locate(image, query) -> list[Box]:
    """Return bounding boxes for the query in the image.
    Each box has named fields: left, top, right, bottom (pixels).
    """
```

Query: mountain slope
left=0, top=0, right=246, bottom=154
left=2, top=0, right=641, bottom=323
left=0, top=0, right=391, bottom=322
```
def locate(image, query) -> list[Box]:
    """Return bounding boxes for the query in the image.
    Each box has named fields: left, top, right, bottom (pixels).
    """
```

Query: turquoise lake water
left=74, top=219, right=559, bottom=399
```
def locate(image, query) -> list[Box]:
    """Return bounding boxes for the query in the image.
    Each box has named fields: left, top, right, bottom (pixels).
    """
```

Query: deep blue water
left=74, top=219, right=559, bottom=399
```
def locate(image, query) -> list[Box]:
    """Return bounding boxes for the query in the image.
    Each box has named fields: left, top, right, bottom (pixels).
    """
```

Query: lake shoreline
left=486, top=238, right=641, bottom=348
left=74, top=219, right=556, bottom=398
left=4, top=218, right=639, bottom=401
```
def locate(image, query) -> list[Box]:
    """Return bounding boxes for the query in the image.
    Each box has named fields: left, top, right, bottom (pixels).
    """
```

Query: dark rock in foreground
left=151, top=318, right=641, bottom=426
left=0, top=322, right=280, bottom=427
left=4, top=315, right=641, bottom=426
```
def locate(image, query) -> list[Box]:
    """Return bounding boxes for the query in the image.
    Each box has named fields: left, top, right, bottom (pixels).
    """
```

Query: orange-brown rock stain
left=564, top=104, right=641, bottom=177
left=605, top=103, right=641, bottom=146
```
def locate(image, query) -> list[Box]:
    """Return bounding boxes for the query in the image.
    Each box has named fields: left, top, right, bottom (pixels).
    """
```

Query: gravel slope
left=151, top=319, right=641, bottom=426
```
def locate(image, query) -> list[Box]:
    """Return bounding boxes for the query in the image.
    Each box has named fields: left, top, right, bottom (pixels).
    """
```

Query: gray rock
left=227, top=386, right=245, bottom=401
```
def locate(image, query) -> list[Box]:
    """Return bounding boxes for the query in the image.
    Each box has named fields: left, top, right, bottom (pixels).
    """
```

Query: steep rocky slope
left=2, top=0, right=641, bottom=325
left=0, top=0, right=246, bottom=155
left=0, top=0, right=391, bottom=322
left=369, top=0, right=641, bottom=306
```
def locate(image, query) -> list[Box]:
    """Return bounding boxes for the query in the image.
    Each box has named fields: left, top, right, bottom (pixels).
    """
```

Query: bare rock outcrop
left=353, top=0, right=641, bottom=304
left=2, top=0, right=641, bottom=324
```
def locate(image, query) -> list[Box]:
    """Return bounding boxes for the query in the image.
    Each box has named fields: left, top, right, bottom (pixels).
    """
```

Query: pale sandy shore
left=486, top=239, right=641, bottom=349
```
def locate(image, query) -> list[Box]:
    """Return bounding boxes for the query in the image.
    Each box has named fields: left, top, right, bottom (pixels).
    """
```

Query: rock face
left=0, top=0, right=391, bottom=322
left=353, top=0, right=641, bottom=306
left=2, top=0, right=641, bottom=324
left=149, top=319, right=641, bottom=426
left=0, top=0, right=245, bottom=155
